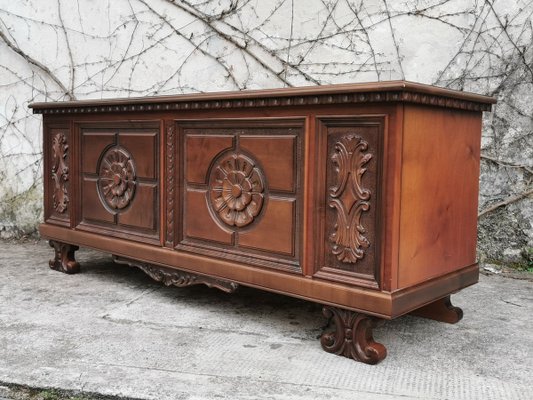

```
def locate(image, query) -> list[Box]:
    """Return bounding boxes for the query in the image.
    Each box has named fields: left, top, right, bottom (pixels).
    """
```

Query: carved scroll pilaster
left=113, top=256, right=239, bottom=293
left=166, top=124, right=175, bottom=246
left=51, top=132, right=69, bottom=213
left=320, top=306, right=386, bottom=364
left=329, top=135, right=372, bottom=263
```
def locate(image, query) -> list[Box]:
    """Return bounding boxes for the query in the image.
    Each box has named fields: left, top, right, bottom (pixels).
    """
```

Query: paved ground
left=0, top=240, right=532, bottom=400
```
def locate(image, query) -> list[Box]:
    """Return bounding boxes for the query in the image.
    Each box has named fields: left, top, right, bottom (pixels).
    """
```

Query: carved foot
left=48, top=240, right=80, bottom=274
left=320, top=306, right=387, bottom=365
left=113, top=256, right=239, bottom=293
left=410, top=295, right=463, bottom=324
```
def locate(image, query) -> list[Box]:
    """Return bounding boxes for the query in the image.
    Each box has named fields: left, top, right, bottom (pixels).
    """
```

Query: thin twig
left=0, top=27, right=75, bottom=100
left=481, top=154, right=533, bottom=175
left=57, top=0, right=76, bottom=95
left=478, top=188, right=533, bottom=218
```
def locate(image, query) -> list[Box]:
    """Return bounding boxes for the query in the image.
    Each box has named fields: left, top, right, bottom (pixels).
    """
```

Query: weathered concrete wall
left=0, top=0, right=531, bottom=266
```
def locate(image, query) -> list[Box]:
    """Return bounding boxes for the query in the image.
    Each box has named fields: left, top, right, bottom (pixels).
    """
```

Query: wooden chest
left=30, top=81, right=495, bottom=364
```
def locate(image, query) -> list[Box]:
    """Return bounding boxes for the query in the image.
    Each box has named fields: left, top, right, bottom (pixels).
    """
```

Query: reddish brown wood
left=313, top=117, right=384, bottom=288
left=48, top=240, right=80, bottom=274
left=398, top=105, right=482, bottom=288
left=44, top=124, right=72, bottom=228
left=32, top=81, right=493, bottom=364
left=30, top=80, right=495, bottom=114
left=382, top=105, right=403, bottom=292
left=113, top=256, right=239, bottom=293
left=165, top=123, right=176, bottom=247
left=176, top=119, right=303, bottom=272
left=82, top=131, right=114, bottom=173
left=77, top=122, right=160, bottom=241
left=39, top=222, right=480, bottom=320
left=50, top=132, right=70, bottom=214
left=321, top=306, right=387, bottom=364
left=410, top=295, right=463, bottom=324
left=240, top=135, right=297, bottom=192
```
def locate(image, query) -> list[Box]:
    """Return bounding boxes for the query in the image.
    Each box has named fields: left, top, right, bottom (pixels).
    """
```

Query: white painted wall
left=0, top=0, right=531, bottom=265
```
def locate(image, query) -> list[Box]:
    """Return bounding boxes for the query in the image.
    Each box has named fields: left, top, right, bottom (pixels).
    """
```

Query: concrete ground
left=0, top=240, right=531, bottom=400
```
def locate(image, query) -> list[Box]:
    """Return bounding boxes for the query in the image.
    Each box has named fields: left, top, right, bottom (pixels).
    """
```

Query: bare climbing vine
left=0, top=0, right=531, bottom=262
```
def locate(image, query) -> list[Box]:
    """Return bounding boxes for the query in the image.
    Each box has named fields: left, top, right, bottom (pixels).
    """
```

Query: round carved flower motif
left=209, top=153, right=265, bottom=228
left=97, top=146, right=137, bottom=211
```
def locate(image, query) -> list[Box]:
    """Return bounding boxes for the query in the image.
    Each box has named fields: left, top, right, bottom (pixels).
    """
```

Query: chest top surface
left=29, top=80, right=495, bottom=115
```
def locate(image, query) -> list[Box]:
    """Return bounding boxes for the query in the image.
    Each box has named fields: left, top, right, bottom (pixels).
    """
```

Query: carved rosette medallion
left=51, top=132, right=69, bottom=213
left=97, top=146, right=137, bottom=211
left=329, top=135, right=372, bottom=263
left=208, top=153, right=265, bottom=228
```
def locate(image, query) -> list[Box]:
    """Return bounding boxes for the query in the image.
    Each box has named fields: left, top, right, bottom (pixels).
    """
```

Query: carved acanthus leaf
left=329, top=135, right=372, bottom=263
left=51, top=132, right=69, bottom=213
left=113, top=256, right=239, bottom=293
left=320, top=306, right=386, bottom=364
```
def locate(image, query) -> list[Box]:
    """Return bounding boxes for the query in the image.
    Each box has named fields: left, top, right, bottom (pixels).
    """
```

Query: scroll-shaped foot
left=320, top=306, right=387, bottom=365
left=48, top=240, right=80, bottom=274
left=410, top=295, right=463, bottom=324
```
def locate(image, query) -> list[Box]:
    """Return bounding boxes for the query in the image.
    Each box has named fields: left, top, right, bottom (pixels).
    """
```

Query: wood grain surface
left=36, top=81, right=489, bottom=320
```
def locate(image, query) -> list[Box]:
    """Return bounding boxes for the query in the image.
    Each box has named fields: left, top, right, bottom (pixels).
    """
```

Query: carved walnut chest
left=30, top=81, right=495, bottom=364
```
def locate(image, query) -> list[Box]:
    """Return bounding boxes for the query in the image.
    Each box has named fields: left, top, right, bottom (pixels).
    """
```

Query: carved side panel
left=175, top=119, right=304, bottom=273
left=45, top=126, right=72, bottom=226
left=315, top=118, right=383, bottom=288
left=51, top=132, right=70, bottom=214
left=329, top=135, right=372, bottom=263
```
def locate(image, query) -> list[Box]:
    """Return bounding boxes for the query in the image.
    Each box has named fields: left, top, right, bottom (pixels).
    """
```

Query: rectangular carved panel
left=240, top=136, right=296, bottom=192
left=45, top=125, right=72, bottom=226
left=82, top=131, right=115, bottom=173
left=185, top=135, right=234, bottom=184
left=81, top=178, right=114, bottom=223
left=314, top=117, right=384, bottom=288
left=174, top=119, right=304, bottom=272
left=119, top=133, right=157, bottom=179
left=184, top=189, right=234, bottom=245
left=77, top=123, right=160, bottom=241
left=238, top=198, right=295, bottom=255
left=118, top=183, right=157, bottom=230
